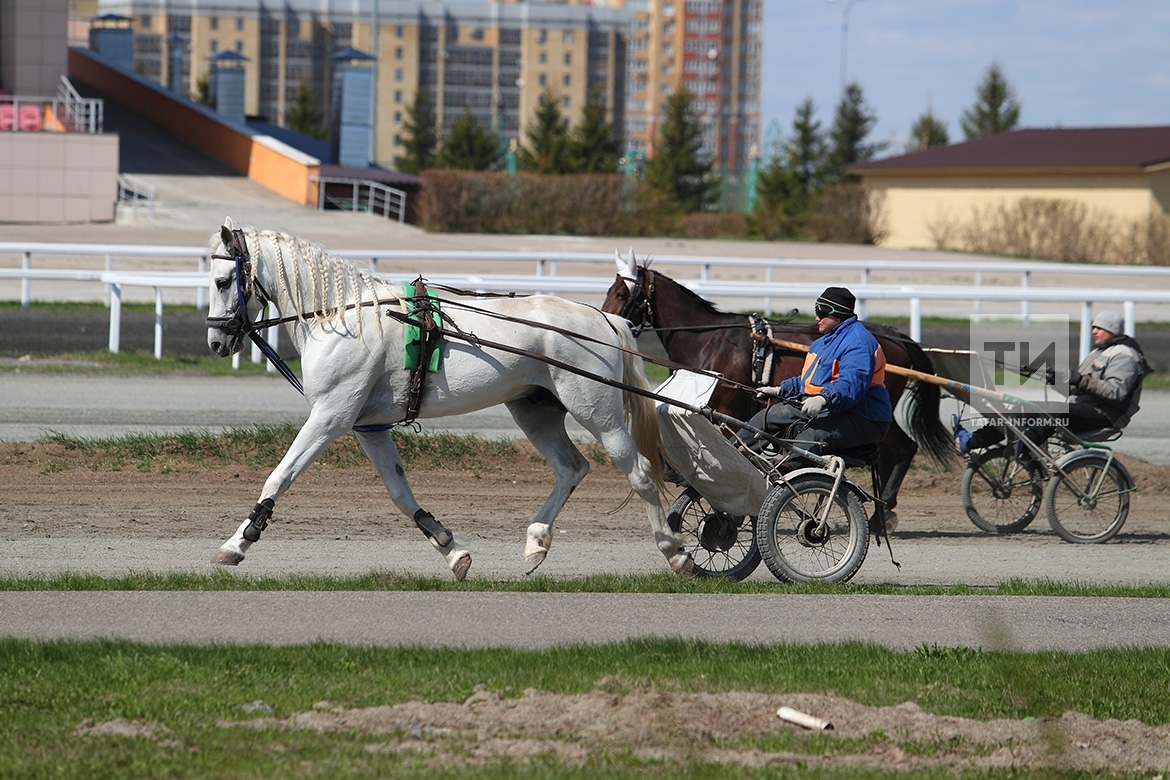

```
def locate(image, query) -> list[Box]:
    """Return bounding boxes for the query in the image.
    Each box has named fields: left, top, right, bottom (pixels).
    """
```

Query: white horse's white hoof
left=451, top=553, right=472, bottom=582
left=669, top=552, right=695, bottom=577
left=212, top=549, right=245, bottom=566
left=524, top=550, right=547, bottom=575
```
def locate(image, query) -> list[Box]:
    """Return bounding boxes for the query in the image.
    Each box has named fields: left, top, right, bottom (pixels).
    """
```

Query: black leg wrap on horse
left=243, top=499, right=275, bottom=543
left=413, top=508, right=452, bottom=548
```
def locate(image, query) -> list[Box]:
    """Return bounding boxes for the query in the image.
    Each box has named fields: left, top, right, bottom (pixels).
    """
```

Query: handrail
left=117, top=174, right=157, bottom=219
left=316, top=177, right=407, bottom=223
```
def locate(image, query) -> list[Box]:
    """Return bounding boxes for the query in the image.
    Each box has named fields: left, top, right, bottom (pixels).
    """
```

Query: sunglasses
left=814, top=303, right=833, bottom=319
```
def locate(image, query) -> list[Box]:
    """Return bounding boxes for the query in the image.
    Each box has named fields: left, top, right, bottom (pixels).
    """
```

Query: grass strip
left=1, top=637, right=1167, bottom=779
left=2, top=571, right=1169, bottom=598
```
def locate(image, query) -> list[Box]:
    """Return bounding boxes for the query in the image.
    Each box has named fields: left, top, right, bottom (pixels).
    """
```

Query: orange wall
left=68, top=48, right=319, bottom=206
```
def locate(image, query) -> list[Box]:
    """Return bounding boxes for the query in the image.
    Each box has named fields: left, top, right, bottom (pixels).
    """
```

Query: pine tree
left=644, top=89, right=719, bottom=213
left=825, top=82, right=886, bottom=184
left=284, top=80, right=327, bottom=141
left=436, top=113, right=500, bottom=170
left=960, top=63, right=1021, bottom=140
left=568, top=89, right=621, bottom=174
left=518, top=91, right=572, bottom=174
left=394, top=90, right=438, bottom=174
left=906, top=108, right=949, bottom=152
left=753, top=98, right=825, bottom=237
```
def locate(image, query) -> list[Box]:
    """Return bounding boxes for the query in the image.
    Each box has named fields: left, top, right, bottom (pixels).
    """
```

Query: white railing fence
left=4, top=242, right=1170, bottom=364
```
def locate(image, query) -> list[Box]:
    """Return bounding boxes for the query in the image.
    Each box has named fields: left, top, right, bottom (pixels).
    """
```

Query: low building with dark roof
left=850, top=127, right=1170, bottom=250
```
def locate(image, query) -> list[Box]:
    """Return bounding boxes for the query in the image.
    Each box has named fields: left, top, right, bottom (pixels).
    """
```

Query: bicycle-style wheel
left=755, top=472, right=869, bottom=583
left=1045, top=453, right=1130, bottom=543
left=960, top=446, right=1046, bottom=534
left=667, top=487, right=760, bottom=580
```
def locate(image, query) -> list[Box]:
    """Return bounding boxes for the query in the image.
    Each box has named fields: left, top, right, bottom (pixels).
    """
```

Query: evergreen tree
left=644, top=89, right=719, bottom=213
left=394, top=90, right=438, bottom=174
left=436, top=113, right=500, bottom=170
left=753, top=98, right=825, bottom=237
left=825, top=82, right=886, bottom=184
left=960, top=63, right=1021, bottom=140
left=568, top=89, right=621, bottom=174
left=195, top=75, right=211, bottom=107
left=906, top=108, right=949, bottom=152
left=284, top=79, right=327, bottom=141
left=518, top=91, right=572, bottom=174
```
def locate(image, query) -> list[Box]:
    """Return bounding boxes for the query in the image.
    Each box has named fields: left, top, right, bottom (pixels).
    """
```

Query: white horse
left=205, top=217, right=692, bottom=579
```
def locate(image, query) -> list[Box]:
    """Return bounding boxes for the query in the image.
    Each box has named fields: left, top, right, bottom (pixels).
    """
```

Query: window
left=236, top=17, right=244, bottom=31
left=563, top=30, right=573, bottom=43
left=562, top=74, right=570, bottom=87
left=539, top=52, right=546, bottom=64
left=563, top=52, right=571, bottom=65
left=235, top=40, right=243, bottom=53
left=396, top=46, right=403, bottom=59
left=537, top=29, right=547, bottom=43
left=210, top=39, right=218, bottom=53
left=210, top=16, right=218, bottom=30
left=141, top=14, right=152, bottom=28
left=561, top=96, right=570, bottom=108
left=396, top=25, right=404, bottom=38
left=394, top=111, right=402, bottom=123
left=538, top=73, right=546, bottom=86
left=394, top=90, right=402, bottom=102
left=395, top=68, right=403, bottom=81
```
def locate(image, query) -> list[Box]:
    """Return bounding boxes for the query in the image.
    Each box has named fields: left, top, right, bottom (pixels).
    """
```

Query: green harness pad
left=402, top=284, right=443, bottom=372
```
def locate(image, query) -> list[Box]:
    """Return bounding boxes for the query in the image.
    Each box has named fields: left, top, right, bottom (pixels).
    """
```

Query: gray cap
left=1091, top=310, right=1124, bottom=335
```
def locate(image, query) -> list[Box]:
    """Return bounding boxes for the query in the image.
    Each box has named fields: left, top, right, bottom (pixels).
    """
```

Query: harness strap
left=749, top=316, right=775, bottom=386
left=403, top=277, right=442, bottom=424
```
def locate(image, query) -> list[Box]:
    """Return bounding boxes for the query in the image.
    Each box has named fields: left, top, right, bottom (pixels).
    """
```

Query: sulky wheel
left=960, top=446, right=1046, bottom=534
left=755, top=472, right=869, bottom=584
left=667, top=487, right=760, bottom=581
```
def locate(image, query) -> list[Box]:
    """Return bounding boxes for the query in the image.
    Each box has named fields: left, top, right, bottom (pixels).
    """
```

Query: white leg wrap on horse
left=211, top=519, right=254, bottom=565
left=524, top=522, right=552, bottom=575
left=429, top=536, right=472, bottom=581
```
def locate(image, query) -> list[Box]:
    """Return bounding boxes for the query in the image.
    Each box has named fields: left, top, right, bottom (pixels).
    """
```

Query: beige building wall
left=867, top=171, right=1164, bottom=250
left=0, top=131, right=119, bottom=222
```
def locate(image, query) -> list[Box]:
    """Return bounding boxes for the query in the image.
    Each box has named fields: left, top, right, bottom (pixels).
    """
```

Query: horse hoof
left=884, top=511, right=899, bottom=533
left=452, top=554, right=472, bottom=582
left=211, top=549, right=244, bottom=566
left=524, top=550, right=547, bottom=575
left=670, top=552, right=695, bottom=577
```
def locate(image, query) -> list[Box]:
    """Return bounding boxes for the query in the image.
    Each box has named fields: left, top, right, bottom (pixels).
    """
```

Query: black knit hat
left=815, top=286, right=855, bottom=319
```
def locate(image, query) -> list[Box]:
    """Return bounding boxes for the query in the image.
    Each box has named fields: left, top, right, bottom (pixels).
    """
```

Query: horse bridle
left=205, top=228, right=273, bottom=337
left=205, top=228, right=302, bottom=392
left=617, top=267, right=654, bottom=336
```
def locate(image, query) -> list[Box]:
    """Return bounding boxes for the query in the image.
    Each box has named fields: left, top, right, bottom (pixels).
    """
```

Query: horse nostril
left=211, top=341, right=222, bottom=353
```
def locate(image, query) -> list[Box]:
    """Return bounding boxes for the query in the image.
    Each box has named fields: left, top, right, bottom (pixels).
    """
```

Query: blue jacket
left=779, top=316, right=893, bottom=422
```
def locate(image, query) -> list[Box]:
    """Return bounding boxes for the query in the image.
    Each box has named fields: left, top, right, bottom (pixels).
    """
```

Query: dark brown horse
left=601, top=260, right=954, bottom=522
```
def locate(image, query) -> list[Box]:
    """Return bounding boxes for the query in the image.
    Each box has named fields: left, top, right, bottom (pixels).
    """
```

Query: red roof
left=853, top=126, right=1170, bottom=171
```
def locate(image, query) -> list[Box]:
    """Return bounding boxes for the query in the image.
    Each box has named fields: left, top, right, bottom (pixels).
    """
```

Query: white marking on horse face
left=206, top=244, right=245, bottom=356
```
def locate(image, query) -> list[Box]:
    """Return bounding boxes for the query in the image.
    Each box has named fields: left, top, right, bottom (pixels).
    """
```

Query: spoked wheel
left=755, top=472, right=869, bottom=584
left=1045, top=453, right=1130, bottom=543
left=667, top=487, right=760, bottom=581
left=960, top=446, right=1046, bottom=534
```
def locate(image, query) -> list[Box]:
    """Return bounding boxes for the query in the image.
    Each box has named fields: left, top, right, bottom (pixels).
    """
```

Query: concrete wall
left=0, top=131, right=119, bottom=222
left=69, top=47, right=320, bottom=206
left=865, top=170, right=1162, bottom=249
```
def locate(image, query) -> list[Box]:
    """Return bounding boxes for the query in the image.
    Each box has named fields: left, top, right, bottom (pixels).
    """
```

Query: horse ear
left=614, top=249, right=636, bottom=279
left=220, top=223, right=234, bottom=248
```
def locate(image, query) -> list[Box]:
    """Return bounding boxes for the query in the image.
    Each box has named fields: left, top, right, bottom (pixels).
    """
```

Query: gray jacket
left=1072, top=338, right=1146, bottom=426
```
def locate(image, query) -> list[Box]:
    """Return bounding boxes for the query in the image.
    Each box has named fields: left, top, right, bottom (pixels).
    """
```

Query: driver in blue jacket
left=737, top=286, right=893, bottom=459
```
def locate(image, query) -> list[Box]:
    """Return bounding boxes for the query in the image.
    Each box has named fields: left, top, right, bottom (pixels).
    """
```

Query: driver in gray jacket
left=955, top=309, right=1150, bottom=454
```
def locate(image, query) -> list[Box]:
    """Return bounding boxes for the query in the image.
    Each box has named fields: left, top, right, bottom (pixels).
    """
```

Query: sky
left=760, top=0, right=1170, bottom=159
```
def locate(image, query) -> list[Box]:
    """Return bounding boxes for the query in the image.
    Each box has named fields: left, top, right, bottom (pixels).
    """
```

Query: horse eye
left=215, top=277, right=231, bottom=291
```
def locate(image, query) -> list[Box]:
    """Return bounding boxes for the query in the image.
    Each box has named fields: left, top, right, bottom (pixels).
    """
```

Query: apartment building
left=617, top=0, right=762, bottom=177
left=93, top=0, right=627, bottom=171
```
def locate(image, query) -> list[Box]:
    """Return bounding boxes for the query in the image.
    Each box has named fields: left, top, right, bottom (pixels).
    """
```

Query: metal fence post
left=108, top=283, right=122, bottom=353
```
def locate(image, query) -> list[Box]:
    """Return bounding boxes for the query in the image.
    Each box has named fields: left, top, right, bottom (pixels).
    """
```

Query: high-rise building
left=616, top=0, right=762, bottom=180
left=94, top=0, right=627, bottom=171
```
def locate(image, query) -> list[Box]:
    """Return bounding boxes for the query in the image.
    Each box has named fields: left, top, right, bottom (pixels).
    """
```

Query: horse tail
left=900, top=337, right=956, bottom=467
left=609, top=315, right=667, bottom=496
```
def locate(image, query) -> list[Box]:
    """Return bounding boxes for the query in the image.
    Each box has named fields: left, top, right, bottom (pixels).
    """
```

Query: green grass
left=2, top=637, right=1167, bottom=778
left=2, top=571, right=1169, bottom=598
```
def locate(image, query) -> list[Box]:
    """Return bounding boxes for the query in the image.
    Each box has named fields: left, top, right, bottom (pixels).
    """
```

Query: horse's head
left=206, top=217, right=269, bottom=357
left=601, top=250, right=653, bottom=334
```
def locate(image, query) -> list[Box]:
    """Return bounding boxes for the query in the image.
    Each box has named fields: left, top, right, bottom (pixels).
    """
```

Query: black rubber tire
left=755, top=472, right=869, bottom=584
left=1045, top=455, right=1130, bottom=543
left=666, top=487, right=760, bottom=581
left=959, top=446, right=1046, bottom=534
